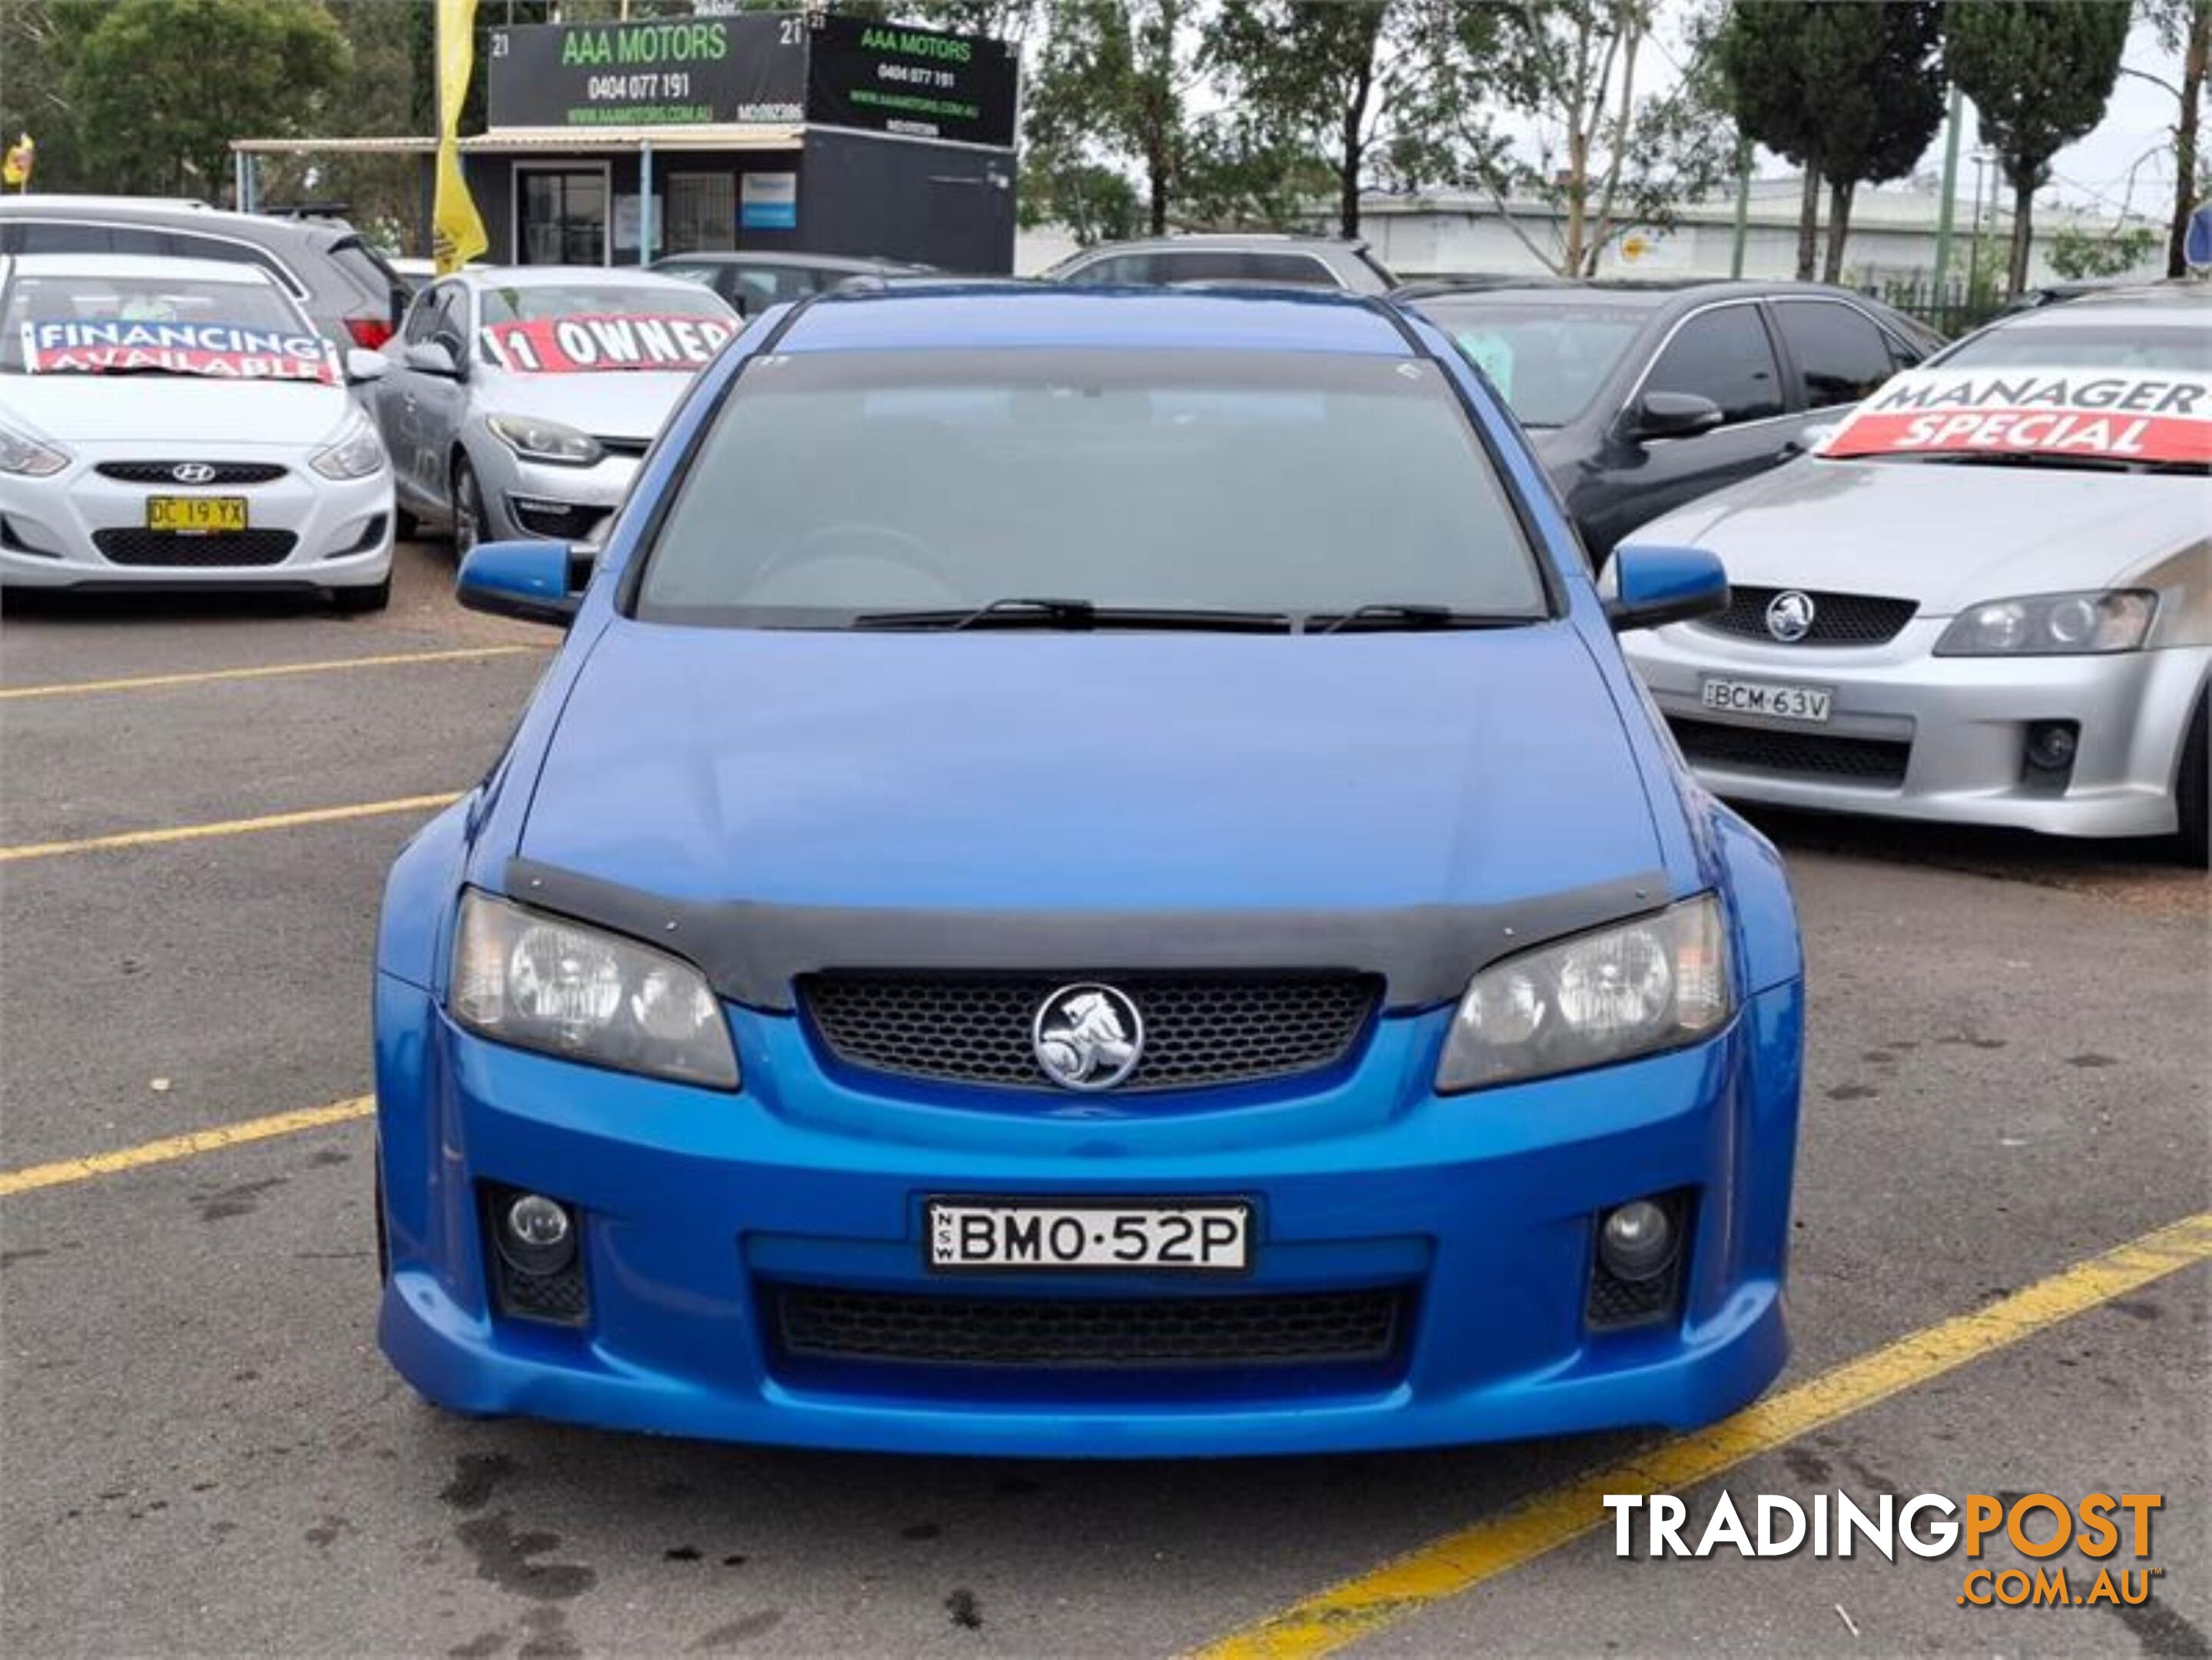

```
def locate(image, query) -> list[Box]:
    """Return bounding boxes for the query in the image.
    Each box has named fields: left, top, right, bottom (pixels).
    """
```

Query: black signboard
left=804, top=16, right=1018, bottom=149
left=487, top=14, right=807, bottom=129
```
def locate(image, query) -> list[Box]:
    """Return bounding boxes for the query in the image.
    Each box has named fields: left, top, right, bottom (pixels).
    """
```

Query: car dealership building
left=234, top=11, right=1019, bottom=274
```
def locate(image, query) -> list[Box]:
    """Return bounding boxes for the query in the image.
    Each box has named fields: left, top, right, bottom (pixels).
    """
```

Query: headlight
left=309, top=416, right=386, bottom=481
left=1436, top=895, right=1732, bottom=1092
left=486, top=413, right=603, bottom=466
left=449, top=891, right=739, bottom=1089
left=1934, top=590, right=2157, bottom=656
left=0, top=420, right=71, bottom=478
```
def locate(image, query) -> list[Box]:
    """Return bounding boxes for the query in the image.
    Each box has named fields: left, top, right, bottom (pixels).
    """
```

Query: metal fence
left=1857, top=277, right=2007, bottom=340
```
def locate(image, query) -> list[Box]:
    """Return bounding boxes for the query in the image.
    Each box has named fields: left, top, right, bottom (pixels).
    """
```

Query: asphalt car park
left=2, top=536, right=2204, bottom=1656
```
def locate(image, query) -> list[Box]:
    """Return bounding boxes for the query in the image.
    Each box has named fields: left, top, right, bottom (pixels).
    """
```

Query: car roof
left=655, top=251, right=924, bottom=271
left=456, top=264, right=710, bottom=290
left=1062, top=233, right=1373, bottom=257
left=0, top=195, right=352, bottom=244
left=1406, top=277, right=1871, bottom=308
left=775, top=284, right=1413, bottom=355
left=2, top=251, right=280, bottom=285
left=1988, top=282, right=2210, bottom=327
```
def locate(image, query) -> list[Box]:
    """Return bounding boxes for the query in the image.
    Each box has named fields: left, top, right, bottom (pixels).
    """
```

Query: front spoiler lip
left=379, top=1268, right=1786, bottom=1456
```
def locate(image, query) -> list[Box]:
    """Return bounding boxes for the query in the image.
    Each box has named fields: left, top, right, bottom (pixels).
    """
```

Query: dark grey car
left=0, top=197, right=405, bottom=352
left=651, top=251, right=935, bottom=317
left=1403, top=279, right=1943, bottom=562
left=1045, top=234, right=1396, bottom=293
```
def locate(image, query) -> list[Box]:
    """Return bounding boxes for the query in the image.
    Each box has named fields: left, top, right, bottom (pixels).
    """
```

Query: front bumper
left=1627, top=620, right=2210, bottom=839
left=0, top=445, right=393, bottom=590
left=375, top=974, right=1802, bottom=1457
left=476, top=443, right=639, bottom=545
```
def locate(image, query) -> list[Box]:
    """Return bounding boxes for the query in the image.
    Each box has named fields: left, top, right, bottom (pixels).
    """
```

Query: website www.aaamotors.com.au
left=1605, top=1490, right=2166, bottom=1612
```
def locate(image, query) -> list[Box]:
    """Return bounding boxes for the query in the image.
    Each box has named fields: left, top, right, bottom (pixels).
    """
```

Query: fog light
left=499, top=1193, right=575, bottom=1277
left=2025, top=721, right=2078, bottom=772
left=1598, top=1200, right=1676, bottom=1282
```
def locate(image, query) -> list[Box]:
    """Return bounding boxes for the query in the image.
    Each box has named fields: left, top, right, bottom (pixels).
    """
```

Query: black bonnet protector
left=502, top=858, right=1676, bottom=1013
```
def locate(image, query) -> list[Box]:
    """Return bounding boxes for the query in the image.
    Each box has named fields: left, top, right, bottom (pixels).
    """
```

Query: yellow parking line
left=0, top=645, right=543, bottom=702
left=0, top=792, right=461, bottom=864
left=1193, top=1208, right=2212, bottom=1660
left=0, top=1096, right=374, bottom=1197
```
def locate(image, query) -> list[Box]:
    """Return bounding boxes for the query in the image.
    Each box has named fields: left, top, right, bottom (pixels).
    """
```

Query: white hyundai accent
left=0, top=254, right=395, bottom=610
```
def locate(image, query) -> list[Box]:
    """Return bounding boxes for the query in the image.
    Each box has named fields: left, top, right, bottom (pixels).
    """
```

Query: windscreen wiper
left=851, top=596, right=1295, bottom=632
left=1305, top=603, right=1538, bottom=635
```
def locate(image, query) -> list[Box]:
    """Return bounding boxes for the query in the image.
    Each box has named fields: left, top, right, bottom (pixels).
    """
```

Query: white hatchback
left=0, top=254, right=395, bottom=609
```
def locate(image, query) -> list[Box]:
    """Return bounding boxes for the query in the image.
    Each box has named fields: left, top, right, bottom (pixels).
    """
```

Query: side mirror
left=456, top=540, right=592, bottom=627
left=1626, top=390, right=1725, bottom=442
left=403, top=339, right=460, bottom=378
left=345, top=348, right=390, bottom=385
left=1606, top=544, right=1729, bottom=632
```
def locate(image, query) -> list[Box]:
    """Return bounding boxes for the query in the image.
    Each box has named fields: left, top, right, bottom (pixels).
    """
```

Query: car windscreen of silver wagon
left=632, top=349, right=1553, bottom=630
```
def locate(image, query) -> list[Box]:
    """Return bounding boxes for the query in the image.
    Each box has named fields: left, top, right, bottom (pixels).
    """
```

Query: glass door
left=518, top=168, right=609, bottom=265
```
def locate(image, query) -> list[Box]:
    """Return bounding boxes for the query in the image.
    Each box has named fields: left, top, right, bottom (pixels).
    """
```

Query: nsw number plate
left=147, top=496, right=248, bottom=533
left=1700, top=676, right=1832, bottom=724
left=927, top=1200, right=1251, bottom=1273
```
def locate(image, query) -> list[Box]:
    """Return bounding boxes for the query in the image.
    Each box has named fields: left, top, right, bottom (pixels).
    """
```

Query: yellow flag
left=2, top=134, right=33, bottom=190
left=433, top=0, right=488, bottom=274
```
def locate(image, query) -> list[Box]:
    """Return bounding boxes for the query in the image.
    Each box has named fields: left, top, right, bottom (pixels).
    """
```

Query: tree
left=1716, top=1, right=1943, bottom=284
left=69, top=0, right=350, bottom=198
left=1458, top=0, right=1733, bottom=277
left=0, top=0, right=110, bottom=194
left=2138, top=0, right=2210, bottom=277
left=1027, top=0, right=1207, bottom=236
left=1018, top=146, right=1142, bottom=244
left=1201, top=0, right=1463, bottom=238
left=2044, top=221, right=2160, bottom=279
left=1945, top=0, right=2129, bottom=296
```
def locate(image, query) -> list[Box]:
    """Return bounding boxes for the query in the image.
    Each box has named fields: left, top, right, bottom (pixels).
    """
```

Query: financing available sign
left=21, top=320, right=341, bottom=384
left=1819, top=367, right=2212, bottom=465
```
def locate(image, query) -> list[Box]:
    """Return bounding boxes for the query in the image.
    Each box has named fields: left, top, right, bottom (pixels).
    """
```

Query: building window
left=667, top=174, right=737, bottom=255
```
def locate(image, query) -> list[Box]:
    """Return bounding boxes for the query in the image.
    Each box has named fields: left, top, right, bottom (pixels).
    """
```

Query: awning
left=230, top=126, right=804, bottom=156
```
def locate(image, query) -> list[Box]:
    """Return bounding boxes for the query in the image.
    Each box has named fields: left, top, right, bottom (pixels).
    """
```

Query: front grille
left=1696, top=586, right=1918, bottom=646
left=95, top=461, right=287, bottom=485
left=801, top=973, right=1379, bottom=1094
left=509, top=496, right=609, bottom=540
left=1671, top=717, right=1909, bottom=786
left=593, top=437, right=651, bottom=457
left=773, top=1284, right=1407, bottom=1367
left=92, top=528, right=297, bottom=568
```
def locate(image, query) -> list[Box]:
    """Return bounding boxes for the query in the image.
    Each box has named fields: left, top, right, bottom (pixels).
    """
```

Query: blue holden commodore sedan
left=373, top=284, right=1806, bottom=1457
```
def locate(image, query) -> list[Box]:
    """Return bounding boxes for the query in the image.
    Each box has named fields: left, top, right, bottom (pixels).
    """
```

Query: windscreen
left=634, top=348, right=1550, bottom=627
left=1, top=271, right=330, bottom=380
left=1939, top=321, right=2210, bottom=374
left=476, top=281, right=737, bottom=374
left=1422, top=302, right=1647, bottom=426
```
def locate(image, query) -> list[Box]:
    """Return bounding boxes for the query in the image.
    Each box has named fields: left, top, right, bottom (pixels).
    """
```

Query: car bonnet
left=506, top=619, right=1671, bottom=1011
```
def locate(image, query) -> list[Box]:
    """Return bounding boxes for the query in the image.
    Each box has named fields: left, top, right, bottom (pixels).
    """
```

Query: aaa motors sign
left=1819, top=367, right=2212, bottom=464
left=479, top=314, right=735, bottom=375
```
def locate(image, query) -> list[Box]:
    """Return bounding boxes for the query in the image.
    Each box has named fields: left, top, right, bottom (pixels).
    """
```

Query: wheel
left=331, top=576, right=390, bottom=614
left=451, top=453, right=486, bottom=561
left=2177, top=691, right=2208, bottom=868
